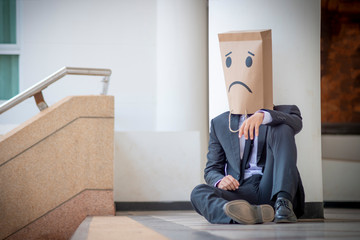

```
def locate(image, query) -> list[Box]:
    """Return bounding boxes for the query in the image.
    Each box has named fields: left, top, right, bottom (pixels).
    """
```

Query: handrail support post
left=34, top=91, right=48, bottom=111
left=101, top=76, right=110, bottom=95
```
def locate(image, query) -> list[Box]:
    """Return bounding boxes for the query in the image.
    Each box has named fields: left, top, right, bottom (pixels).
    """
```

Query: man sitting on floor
left=190, top=30, right=305, bottom=224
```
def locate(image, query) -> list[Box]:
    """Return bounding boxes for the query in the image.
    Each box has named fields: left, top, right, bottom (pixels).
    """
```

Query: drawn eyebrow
left=248, top=51, right=255, bottom=56
left=225, top=52, right=232, bottom=57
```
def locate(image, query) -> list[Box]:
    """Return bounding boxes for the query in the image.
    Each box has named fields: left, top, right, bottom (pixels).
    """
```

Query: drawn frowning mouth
left=228, top=81, right=252, bottom=93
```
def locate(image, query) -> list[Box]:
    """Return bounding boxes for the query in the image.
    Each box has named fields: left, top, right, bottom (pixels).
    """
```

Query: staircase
left=0, top=95, right=115, bottom=239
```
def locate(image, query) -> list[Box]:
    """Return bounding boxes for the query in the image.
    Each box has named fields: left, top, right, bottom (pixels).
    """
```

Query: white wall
left=209, top=0, right=323, bottom=202
left=322, top=135, right=360, bottom=201
left=114, top=132, right=201, bottom=201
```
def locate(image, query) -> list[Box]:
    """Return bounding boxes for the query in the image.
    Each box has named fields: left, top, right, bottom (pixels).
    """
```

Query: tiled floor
left=116, top=208, right=360, bottom=240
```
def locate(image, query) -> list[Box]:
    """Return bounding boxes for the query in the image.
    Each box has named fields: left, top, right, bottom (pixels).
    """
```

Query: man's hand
left=239, top=112, right=264, bottom=140
left=217, top=175, right=240, bottom=191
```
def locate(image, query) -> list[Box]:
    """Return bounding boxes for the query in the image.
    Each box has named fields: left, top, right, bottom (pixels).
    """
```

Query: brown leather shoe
left=223, top=200, right=274, bottom=224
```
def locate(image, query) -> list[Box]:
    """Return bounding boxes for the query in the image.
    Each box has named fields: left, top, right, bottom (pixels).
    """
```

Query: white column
left=156, top=0, right=209, bottom=175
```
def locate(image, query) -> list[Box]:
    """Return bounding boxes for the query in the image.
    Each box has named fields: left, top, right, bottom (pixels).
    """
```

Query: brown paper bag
left=218, top=30, right=273, bottom=114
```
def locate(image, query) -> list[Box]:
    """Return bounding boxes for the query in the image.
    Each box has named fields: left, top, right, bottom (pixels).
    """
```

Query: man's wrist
left=256, top=110, right=272, bottom=124
left=214, top=179, right=222, bottom=188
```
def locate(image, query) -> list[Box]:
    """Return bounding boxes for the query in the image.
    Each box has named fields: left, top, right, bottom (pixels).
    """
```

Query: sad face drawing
left=226, top=50, right=255, bottom=94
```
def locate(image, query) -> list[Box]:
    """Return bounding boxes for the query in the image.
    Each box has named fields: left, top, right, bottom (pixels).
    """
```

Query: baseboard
left=300, top=202, right=324, bottom=219
left=324, top=201, right=360, bottom=208
left=115, top=201, right=194, bottom=211
left=116, top=201, right=325, bottom=219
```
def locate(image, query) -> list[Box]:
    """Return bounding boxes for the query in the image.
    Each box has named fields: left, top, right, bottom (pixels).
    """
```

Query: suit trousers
left=190, top=124, right=300, bottom=224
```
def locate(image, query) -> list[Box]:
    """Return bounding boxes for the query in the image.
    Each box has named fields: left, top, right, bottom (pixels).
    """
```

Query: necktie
left=240, top=138, right=252, bottom=184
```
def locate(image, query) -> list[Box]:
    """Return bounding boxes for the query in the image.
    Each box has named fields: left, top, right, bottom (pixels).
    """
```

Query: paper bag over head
left=218, top=30, right=273, bottom=114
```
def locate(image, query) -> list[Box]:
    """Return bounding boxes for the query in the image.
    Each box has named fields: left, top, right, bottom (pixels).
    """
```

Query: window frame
left=0, top=0, right=21, bottom=101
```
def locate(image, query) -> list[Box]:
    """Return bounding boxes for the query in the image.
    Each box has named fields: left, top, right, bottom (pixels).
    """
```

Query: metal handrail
left=0, top=67, right=112, bottom=114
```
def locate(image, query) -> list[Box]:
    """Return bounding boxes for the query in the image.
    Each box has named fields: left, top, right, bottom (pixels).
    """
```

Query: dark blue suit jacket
left=204, top=105, right=305, bottom=217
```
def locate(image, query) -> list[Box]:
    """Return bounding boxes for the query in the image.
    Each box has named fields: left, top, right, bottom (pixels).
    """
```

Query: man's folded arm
left=262, top=105, right=303, bottom=134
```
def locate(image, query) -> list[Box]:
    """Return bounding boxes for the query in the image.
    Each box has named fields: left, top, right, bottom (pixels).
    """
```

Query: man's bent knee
left=191, top=184, right=209, bottom=202
left=190, top=184, right=210, bottom=215
left=268, top=124, right=295, bottom=141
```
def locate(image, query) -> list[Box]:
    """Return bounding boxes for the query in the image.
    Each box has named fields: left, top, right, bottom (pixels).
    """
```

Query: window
left=0, top=0, right=19, bottom=100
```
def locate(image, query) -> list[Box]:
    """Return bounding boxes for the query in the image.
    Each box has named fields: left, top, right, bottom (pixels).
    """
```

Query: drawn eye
left=246, top=56, right=252, bottom=68
left=226, top=56, right=232, bottom=68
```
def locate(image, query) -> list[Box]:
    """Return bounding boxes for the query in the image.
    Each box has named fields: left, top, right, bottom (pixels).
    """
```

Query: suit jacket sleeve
left=262, top=105, right=303, bottom=134
left=204, top=119, right=226, bottom=186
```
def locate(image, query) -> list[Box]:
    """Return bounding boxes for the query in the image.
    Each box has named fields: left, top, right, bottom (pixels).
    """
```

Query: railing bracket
left=34, top=91, right=48, bottom=111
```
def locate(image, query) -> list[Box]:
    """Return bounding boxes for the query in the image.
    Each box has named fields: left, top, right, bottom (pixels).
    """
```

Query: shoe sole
left=223, top=200, right=274, bottom=224
left=274, top=216, right=297, bottom=223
